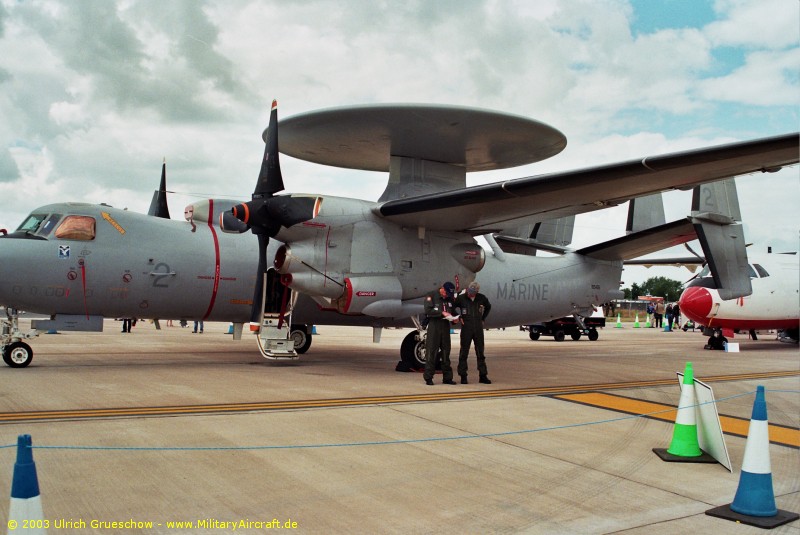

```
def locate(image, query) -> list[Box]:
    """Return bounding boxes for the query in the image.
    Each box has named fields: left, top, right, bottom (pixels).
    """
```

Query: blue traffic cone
left=732, top=386, right=776, bottom=516
left=8, top=435, right=46, bottom=534
left=706, top=386, right=799, bottom=528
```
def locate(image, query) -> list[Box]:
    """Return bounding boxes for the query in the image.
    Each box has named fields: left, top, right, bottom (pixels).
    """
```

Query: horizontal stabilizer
left=578, top=219, right=697, bottom=261
left=625, top=256, right=704, bottom=272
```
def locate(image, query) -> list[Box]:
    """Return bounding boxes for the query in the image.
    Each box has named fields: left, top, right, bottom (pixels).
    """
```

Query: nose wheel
left=3, top=341, right=33, bottom=368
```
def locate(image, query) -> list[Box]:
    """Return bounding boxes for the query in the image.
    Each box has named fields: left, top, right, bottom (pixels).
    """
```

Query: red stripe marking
left=202, top=200, right=221, bottom=320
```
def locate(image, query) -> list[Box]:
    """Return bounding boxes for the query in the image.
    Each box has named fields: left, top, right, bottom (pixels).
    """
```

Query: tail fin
left=690, top=179, right=751, bottom=300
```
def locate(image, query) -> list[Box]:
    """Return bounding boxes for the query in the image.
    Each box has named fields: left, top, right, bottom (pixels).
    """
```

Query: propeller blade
left=254, top=99, right=284, bottom=197
left=250, top=234, right=269, bottom=325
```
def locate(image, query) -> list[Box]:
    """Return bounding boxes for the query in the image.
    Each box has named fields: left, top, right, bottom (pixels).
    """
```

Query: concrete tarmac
left=1, top=320, right=798, bottom=534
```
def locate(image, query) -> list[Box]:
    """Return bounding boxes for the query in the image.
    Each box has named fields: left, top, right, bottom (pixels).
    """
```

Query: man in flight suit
left=455, top=281, right=492, bottom=384
left=423, top=281, right=458, bottom=386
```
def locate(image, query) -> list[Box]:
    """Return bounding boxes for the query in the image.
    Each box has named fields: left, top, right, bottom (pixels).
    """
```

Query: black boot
left=479, top=376, right=492, bottom=384
left=460, top=376, right=468, bottom=384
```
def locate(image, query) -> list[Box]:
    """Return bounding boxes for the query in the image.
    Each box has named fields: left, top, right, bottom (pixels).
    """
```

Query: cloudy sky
left=1, top=0, right=797, bottom=286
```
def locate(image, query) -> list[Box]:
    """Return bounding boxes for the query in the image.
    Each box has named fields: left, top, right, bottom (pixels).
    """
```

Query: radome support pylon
left=706, top=386, right=799, bottom=528
left=7, top=434, right=46, bottom=534
left=653, top=362, right=716, bottom=463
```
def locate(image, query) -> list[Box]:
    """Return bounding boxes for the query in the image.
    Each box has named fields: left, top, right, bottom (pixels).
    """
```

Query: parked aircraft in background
left=679, top=251, right=799, bottom=343
left=1, top=101, right=797, bottom=367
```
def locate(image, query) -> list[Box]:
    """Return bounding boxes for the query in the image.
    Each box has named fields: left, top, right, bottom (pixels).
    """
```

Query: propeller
left=681, top=242, right=707, bottom=285
left=227, top=100, right=321, bottom=325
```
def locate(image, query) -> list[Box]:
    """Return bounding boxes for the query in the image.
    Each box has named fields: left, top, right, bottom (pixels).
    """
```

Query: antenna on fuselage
left=148, top=158, right=171, bottom=219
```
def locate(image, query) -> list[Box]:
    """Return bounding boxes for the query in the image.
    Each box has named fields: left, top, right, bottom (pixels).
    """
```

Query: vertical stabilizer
left=691, top=179, right=751, bottom=300
left=626, top=193, right=666, bottom=234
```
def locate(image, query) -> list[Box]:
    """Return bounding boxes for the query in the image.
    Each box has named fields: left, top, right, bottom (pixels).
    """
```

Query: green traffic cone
left=667, top=362, right=702, bottom=457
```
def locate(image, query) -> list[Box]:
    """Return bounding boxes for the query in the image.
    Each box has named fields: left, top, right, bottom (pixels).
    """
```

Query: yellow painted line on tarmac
left=0, top=370, right=796, bottom=425
left=554, top=392, right=799, bottom=448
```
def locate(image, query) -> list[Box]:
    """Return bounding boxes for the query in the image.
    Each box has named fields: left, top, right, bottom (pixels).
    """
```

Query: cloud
left=0, top=0, right=796, bottom=287
left=0, top=147, right=19, bottom=182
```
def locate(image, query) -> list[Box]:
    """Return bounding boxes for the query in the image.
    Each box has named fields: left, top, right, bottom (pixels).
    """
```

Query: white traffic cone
left=7, top=435, right=46, bottom=534
left=706, top=386, right=799, bottom=528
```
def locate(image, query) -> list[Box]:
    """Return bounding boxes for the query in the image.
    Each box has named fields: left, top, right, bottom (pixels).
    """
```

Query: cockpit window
left=753, top=264, right=770, bottom=278
left=698, top=265, right=710, bottom=278
left=17, top=214, right=48, bottom=233
left=54, top=215, right=96, bottom=241
left=37, top=214, right=62, bottom=237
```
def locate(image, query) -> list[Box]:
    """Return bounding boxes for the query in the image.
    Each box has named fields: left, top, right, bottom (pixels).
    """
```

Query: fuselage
left=678, top=253, right=800, bottom=332
left=0, top=201, right=624, bottom=329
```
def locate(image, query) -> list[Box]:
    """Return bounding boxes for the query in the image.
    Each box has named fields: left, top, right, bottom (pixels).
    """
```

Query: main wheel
left=588, top=328, right=599, bottom=341
left=553, top=330, right=566, bottom=342
left=570, top=332, right=581, bottom=341
left=401, top=330, right=427, bottom=367
left=528, top=329, right=540, bottom=341
left=290, top=326, right=313, bottom=354
left=3, top=342, right=33, bottom=368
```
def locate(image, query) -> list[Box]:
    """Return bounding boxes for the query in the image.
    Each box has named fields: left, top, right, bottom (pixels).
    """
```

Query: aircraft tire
left=588, top=329, right=599, bottom=341
left=401, top=330, right=426, bottom=367
left=528, top=330, right=540, bottom=341
left=553, top=330, right=566, bottom=342
left=3, top=341, right=33, bottom=368
left=290, top=326, right=313, bottom=354
left=570, top=332, right=581, bottom=341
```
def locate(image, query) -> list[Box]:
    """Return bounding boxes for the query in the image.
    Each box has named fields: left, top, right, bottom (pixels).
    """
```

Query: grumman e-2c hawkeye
left=1, top=102, right=797, bottom=367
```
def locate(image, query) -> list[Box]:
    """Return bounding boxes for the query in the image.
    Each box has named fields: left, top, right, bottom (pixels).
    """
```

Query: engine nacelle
left=450, top=243, right=486, bottom=273
left=184, top=199, right=240, bottom=226
left=274, top=244, right=344, bottom=299
left=336, top=276, right=406, bottom=315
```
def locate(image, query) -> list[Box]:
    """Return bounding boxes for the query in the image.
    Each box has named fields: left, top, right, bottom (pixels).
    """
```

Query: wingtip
left=271, top=99, right=278, bottom=110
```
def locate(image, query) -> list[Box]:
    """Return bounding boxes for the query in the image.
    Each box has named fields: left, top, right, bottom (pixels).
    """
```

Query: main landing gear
left=400, top=316, right=428, bottom=369
left=1, top=308, right=37, bottom=368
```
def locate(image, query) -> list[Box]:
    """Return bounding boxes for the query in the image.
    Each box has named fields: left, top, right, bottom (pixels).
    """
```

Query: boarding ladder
left=254, top=270, right=298, bottom=359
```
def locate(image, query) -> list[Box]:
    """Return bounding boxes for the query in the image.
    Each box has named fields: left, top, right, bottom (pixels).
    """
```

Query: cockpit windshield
left=12, top=213, right=63, bottom=238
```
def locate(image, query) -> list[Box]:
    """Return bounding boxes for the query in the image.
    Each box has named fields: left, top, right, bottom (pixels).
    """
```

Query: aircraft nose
left=679, top=286, right=713, bottom=323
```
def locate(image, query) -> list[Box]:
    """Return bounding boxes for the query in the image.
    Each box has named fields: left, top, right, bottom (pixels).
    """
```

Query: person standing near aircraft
left=423, top=282, right=458, bottom=386
left=455, top=281, right=492, bottom=384
left=654, top=301, right=665, bottom=329
left=664, top=303, right=674, bottom=332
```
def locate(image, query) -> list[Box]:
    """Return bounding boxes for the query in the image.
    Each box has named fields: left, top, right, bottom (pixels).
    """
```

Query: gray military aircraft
left=1, top=101, right=797, bottom=367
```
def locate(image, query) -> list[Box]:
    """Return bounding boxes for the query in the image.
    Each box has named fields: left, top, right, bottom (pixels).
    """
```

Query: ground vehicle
left=521, top=315, right=606, bottom=341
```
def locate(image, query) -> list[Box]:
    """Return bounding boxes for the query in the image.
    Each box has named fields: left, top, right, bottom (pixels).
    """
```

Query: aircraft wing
left=376, top=133, right=799, bottom=233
